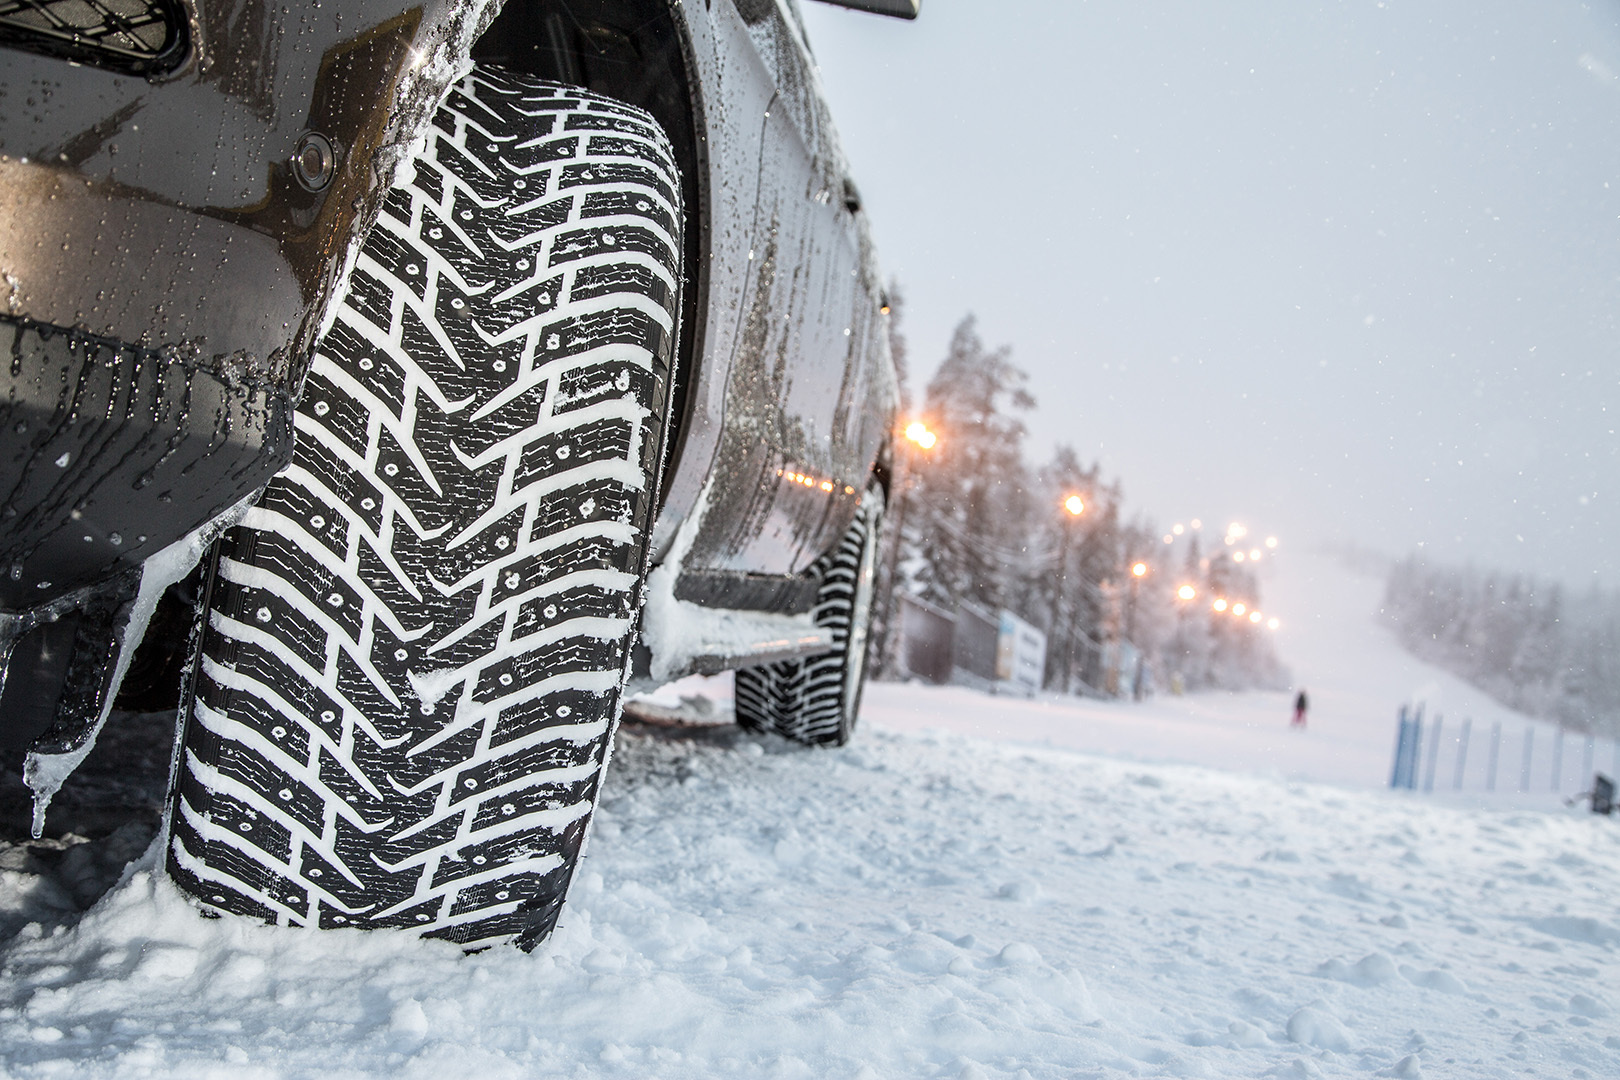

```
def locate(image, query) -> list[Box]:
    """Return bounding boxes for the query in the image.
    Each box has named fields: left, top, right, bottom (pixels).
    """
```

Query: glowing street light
left=1232, top=602, right=1247, bottom=616
left=1248, top=548, right=1262, bottom=561
left=1131, top=562, right=1148, bottom=578
left=1212, top=598, right=1228, bottom=612
left=904, top=421, right=937, bottom=450
left=1172, top=523, right=1185, bottom=536
left=1177, top=584, right=1197, bottom=601
left=1265, top=536, right=1278, bottom=549
left=1249, top=610, right=1263, bottom=624
left=1233, top=551, right=1246, bottom=562
left=1267, top=617, right=1280, bottom=630
left=1064, top=494, right=1085, bottom=516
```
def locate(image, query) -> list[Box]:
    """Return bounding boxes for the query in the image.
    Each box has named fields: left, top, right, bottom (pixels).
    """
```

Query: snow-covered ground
left=0, top=554, right=1616, bottom=1078
left=869, top=549, right=1620, bottom=805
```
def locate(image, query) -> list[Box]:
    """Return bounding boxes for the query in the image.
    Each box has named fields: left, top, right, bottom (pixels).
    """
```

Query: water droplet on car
left=278, top=789, right=292, bottom=801
left=327, top=593, right=343, bottom=607
left=256, top=607, right=272, bottom=622
left=546, top=333, right=560, bottom=349
left=394, top=648, right=407, bottom=661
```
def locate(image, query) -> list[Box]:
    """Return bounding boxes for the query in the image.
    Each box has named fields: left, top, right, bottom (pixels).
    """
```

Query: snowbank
left=2, top=719, right=1616, bottom=1078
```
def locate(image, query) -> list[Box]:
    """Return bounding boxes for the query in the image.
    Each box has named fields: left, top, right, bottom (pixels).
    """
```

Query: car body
left=0, top=0, right=904, bottom=746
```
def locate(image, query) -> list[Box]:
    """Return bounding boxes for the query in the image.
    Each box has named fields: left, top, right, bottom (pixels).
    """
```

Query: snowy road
left=0, top=556, right=1617, bottom=1078
left=2, top=727, right=1618, bottom=1077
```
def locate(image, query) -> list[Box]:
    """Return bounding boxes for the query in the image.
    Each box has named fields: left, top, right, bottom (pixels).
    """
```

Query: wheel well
left=471, top=0, right=707, bottom=508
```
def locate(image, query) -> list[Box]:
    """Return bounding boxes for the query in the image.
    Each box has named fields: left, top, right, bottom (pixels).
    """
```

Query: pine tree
left=912, top=315, right=1035, bottom=613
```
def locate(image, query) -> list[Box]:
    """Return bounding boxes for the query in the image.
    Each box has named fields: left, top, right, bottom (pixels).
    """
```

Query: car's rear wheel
left=734, top=484, right=884, bottom=746
left=164, top=68, right=682, bottom=949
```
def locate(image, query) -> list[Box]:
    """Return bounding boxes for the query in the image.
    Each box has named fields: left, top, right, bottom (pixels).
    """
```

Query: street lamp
left=1177, top=584, right=1197, bottom=601
left=1212, top=598, right=1228, bottom=612
left=875, top=420, right=940, bottom=677
left=1124, top=561, right=1148, bottom=672
left=1054, top=493, right=1087, bottom=693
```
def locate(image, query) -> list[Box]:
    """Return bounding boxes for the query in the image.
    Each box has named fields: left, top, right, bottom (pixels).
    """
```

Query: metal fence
left=1389, top=704, right=1620, bottom=800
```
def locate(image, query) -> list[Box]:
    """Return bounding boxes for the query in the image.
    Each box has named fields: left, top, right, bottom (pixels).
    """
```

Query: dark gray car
left=0, top=0, right=911, bottom=948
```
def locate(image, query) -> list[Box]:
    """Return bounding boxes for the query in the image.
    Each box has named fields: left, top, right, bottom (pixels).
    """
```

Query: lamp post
left=1124, top=561, right=1148, bottom=700
left=1053, top=494, right=1085, bottom=694
left=1171, top=584, right=1196, bottom=694
left=875, top=420, right=938, bottom=678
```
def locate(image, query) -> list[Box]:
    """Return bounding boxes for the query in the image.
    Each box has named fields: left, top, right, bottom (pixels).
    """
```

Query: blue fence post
left=1487, top=721, right=1501, bottom=792
left=1408, top=709, right=1425, bottom=790
left=1423, top=714, right=1443, bottom=793
left=1551, top=728, right=1564, bottom=792
left=1391, top=706, right=1410, bottom=789
left=1519, top=727, right=1535, bottom=793
left=1453, top=717, right=1472, bottom=790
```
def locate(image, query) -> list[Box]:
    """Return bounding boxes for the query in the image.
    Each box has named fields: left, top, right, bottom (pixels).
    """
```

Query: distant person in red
left=1291, top=689, right=1309, bottom=730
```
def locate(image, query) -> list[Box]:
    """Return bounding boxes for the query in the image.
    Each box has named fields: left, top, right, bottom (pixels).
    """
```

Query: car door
left=679, top=0, right=885, bottom=601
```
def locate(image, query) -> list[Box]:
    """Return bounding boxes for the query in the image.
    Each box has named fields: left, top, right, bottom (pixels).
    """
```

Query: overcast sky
left=800, top=0, right=1620, bottom=588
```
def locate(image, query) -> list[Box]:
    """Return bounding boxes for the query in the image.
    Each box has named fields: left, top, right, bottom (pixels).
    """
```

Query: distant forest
left=877, top=296, right=1285, bottom=695
left=1381, top=557, right=1620, bottom=737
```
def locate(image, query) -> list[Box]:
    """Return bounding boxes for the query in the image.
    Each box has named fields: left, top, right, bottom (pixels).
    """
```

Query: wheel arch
left=469, top=0, right=709, bottom=511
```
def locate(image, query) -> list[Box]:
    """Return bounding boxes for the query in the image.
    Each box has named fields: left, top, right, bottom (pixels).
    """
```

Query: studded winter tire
left=734, top=485, right=884, bottom=747
left=164, top=68, right=682, bottom=949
